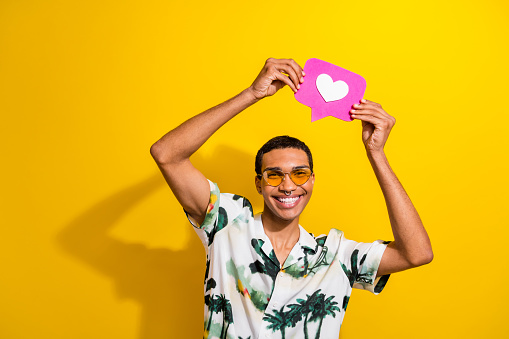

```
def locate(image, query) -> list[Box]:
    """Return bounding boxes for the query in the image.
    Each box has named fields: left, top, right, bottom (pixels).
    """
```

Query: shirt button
left=279, top=272, right=284, bottom=278
left=273, top=303, right=278, bottom=308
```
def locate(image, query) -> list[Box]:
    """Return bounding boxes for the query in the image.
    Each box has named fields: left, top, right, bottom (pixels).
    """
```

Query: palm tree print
left=264, top=306, right=291, bottom=339
left=308, top=294, right=340, bottom=339
left=233, top=194, right=253, bottom=215
left=286, top=290, right=321, bottom=339
left=306, top=246, right=329, bottom=276
left=342, top=295, right=349, bottom=311
left=339, top=249, right=371, bottom=287
left=204, top=258, right=211, bottom=284
left=265, top=290, right=341, bottom=339
left=206, top=294, right=222, bottom=332
left=205, top=294, right=234, bottom=339
left=220, top=298, right=233, bottom=339
left=206, top=277, right=216, bottom=292
left=249, top=239, right=280, bottom=283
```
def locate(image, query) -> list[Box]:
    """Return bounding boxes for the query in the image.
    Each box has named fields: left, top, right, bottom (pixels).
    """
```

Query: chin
left=264, top=198, right=310, bottom=223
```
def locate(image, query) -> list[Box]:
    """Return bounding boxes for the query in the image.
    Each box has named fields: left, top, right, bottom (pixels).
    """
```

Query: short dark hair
left=255, top=135, right=313, bottom=175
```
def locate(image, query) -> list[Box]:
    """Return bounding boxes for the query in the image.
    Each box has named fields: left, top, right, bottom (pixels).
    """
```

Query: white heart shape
left=316, top=74, right=349, bottom=102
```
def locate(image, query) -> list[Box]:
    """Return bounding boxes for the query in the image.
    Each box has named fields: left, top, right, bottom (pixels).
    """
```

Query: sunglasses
left=258, top=168, right=313, bottom=187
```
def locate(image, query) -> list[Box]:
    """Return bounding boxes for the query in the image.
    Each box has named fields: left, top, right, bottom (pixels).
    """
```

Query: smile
left=273, top=195, right=302, bottom=207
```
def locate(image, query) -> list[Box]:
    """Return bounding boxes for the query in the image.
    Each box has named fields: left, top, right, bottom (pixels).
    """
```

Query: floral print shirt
left=187, top=180, right=391, bottom=339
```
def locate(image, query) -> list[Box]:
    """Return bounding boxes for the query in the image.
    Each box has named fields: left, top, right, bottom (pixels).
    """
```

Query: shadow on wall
left=55, top=145, right=262, bottom=339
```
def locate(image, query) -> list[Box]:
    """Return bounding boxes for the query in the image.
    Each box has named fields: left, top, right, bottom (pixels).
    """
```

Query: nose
left=279, top=173, right=297, bottom=192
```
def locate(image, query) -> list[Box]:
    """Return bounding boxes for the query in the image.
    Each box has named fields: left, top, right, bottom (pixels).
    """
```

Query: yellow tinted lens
left=290, top=169, right=311, bottom=185
left=264, top=170, right=284, bottom=186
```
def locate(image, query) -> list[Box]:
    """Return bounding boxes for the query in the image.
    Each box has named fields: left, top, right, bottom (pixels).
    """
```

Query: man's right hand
left=248, top=58, right=305, bottom=100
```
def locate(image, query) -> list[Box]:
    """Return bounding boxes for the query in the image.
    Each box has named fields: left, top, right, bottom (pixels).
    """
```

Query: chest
left=274, top=247, right=293, bottom=267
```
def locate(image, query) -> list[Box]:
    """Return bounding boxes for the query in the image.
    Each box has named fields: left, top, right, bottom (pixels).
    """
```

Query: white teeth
left=277, top=197, right=299, bottom=204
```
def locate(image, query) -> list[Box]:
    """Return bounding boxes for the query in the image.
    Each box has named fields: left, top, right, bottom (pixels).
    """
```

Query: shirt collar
left=253, top=213, right=266, bottom=240
left=253, top=213, right=318, bottom=268
left=297, top=225, right=318, bottom=254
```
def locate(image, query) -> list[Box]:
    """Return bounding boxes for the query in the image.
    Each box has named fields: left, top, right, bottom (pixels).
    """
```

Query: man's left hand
left=350, top=99, right=396, bottom=154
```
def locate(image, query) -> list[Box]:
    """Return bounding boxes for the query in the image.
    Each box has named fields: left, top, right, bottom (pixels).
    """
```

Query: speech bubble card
left=294, top=58, right=366, bottom=122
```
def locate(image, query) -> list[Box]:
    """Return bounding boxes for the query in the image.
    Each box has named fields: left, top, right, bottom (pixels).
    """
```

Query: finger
left=274, top=71, right=297, bottom=92
left=352, top=109, right=395, bottom=128
left=286, top=59, right=304, bottom=83
left=350, top=113, right=385, bottom=126
left=353, top=101, right=383, bottom=111
left=352, top=113, right=395, bottom=132
left=277, top=58, right=304, bottom=83
left=352, top=103, right=391, bottom=119
left=350, top=108, right=387, bottom=120
left=356, top=100, right=384, bottom=111
left=361, top=98, right=381, bottom=106
left=271, top=79, right=286, bottom=93
left=278, top=64, right=301, bottom=90
left=353, top=105, right=396, bottom=126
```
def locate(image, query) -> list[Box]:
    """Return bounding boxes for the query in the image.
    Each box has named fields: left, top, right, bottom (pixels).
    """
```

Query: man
left=150, top=58, right=433, bottom=338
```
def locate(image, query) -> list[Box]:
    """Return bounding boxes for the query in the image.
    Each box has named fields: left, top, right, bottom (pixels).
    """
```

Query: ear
left=255, top=175, right=262, bottom=194
left=310, top=172, right=315, bottom=185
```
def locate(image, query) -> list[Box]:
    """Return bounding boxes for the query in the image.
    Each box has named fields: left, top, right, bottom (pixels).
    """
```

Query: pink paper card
left=294, top=58, right=366, bottom=122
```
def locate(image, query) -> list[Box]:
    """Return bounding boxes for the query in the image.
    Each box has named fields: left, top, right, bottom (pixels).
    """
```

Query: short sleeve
left=185, top=179, right=221, bottom=233
left=338, top=234, right=391, bottom=295
left=185, top=179, right=250, bottom=249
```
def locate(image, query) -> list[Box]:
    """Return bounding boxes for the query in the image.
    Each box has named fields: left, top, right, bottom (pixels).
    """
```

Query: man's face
left=255, top=148, right=315, bottom=223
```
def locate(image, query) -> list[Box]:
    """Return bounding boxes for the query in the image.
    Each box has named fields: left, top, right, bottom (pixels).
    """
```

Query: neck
left=261, top=209, right=300, bottom=250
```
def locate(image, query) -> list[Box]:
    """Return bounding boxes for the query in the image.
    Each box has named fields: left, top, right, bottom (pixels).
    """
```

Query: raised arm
left=349, top=99, right=433, bottom=276
left=150, top=58, right=304, bottom=225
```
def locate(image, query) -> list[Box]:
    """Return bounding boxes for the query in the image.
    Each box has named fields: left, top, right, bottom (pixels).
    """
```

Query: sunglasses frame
left=257, top=168, right=313, bottom=187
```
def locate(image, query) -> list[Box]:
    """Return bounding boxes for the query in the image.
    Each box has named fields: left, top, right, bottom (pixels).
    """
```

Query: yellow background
left=1, top=0, right=508, bottom=338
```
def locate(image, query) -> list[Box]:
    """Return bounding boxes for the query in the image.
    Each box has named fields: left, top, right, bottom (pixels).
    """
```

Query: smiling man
left=150, top=58, right=433, bottom=338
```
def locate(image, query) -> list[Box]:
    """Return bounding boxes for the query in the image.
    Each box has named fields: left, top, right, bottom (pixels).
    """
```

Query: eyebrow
left=263, top=165, right=310, bottom=171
